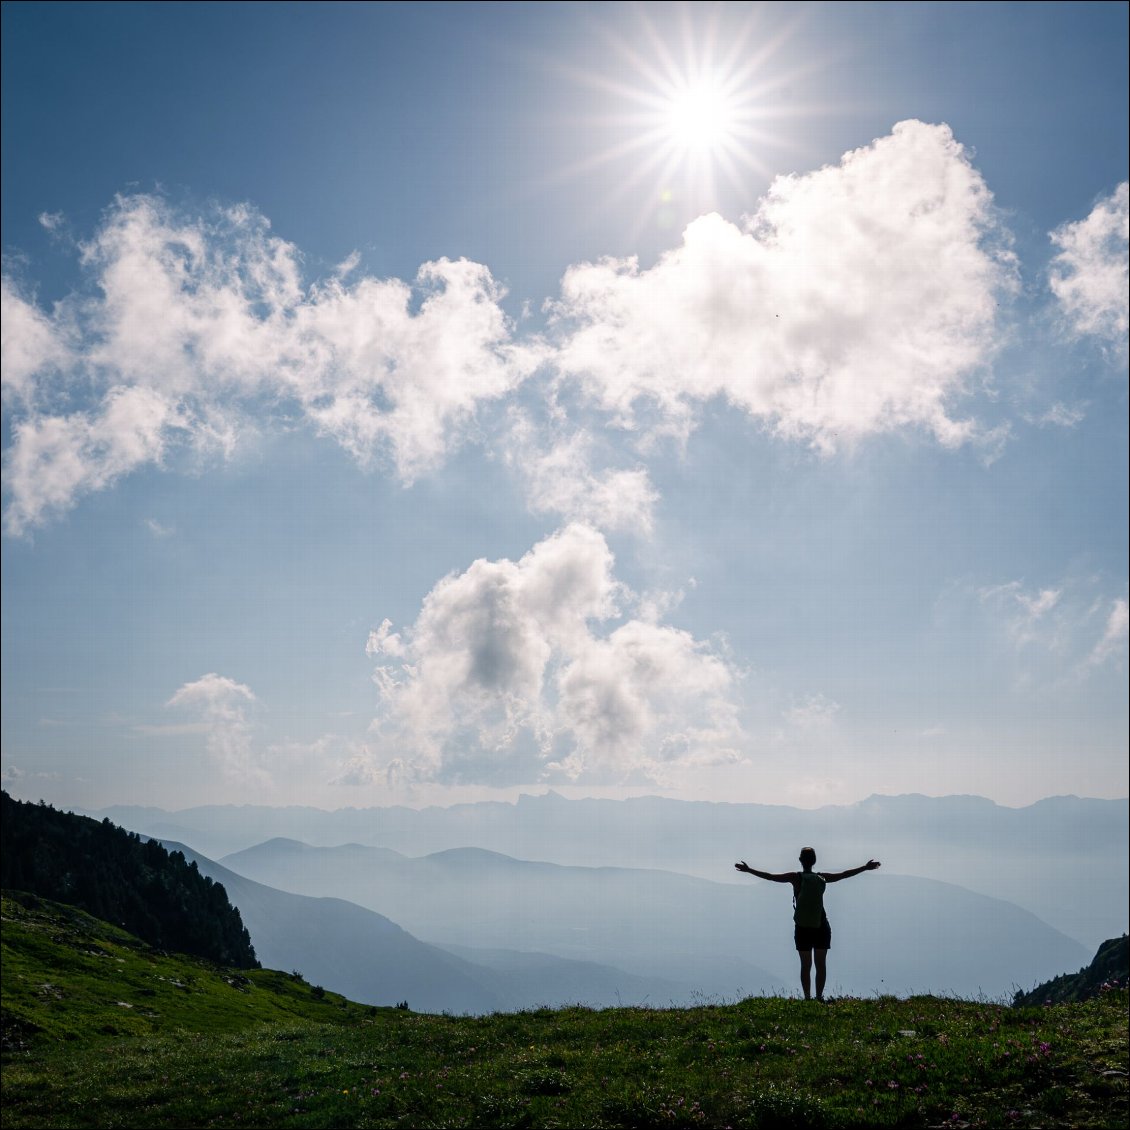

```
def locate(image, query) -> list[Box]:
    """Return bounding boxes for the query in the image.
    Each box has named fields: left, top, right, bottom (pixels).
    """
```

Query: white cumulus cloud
left=1, top=277, right=73, bottom=406
left=550, top=120, right=1016, bottom=452
left=368, top=524, right=741, bottom=784
left=1, top=194, right=538, bottom=534
left=1049, top=182, right=1129, bottom=350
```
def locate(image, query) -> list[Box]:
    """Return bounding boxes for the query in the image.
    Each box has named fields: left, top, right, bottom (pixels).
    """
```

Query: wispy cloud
left=1089, top=597, right=1128, bottom=668
left=133, top=721, right=211, bottom=737
left=504, top=415, right=659, bottom=535
left=166, top=673, right=263, bottom=783
left=1048, top=181, right=1129, bottom=352
left=977, top=579, right=1127, bottom=678
left=1024, top=401, right=1088, bottom=429
left=979, top=581, right=1063, bottom=647
left=782, top=693, right=841, bottom=732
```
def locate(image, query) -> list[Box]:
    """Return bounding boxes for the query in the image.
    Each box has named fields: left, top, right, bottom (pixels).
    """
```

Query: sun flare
left=664, top=80, right=736, bottom=154
left=554, top=5, right=820, bottom=237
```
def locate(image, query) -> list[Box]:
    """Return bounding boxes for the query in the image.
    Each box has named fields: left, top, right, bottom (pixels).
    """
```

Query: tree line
left=1, top=791, right=258, bottom=968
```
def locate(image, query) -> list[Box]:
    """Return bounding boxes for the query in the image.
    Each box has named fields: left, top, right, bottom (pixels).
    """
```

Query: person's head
left=798, top=847, right=817, bottom=870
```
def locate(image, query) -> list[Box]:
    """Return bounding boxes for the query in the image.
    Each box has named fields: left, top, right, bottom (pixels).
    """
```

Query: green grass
left=3, top=892, right=1127, bottom=1129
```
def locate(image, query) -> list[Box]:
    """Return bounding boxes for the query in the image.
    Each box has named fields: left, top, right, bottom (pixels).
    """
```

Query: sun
left=664, top=79, right=737, bottom=155
left=547, top=4, right=818, bottom=239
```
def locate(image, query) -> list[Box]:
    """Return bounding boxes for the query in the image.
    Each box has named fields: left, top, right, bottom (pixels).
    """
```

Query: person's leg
left=798, top=949, right=813, bottom=999
left=814, top=948, right=828, bottom=1001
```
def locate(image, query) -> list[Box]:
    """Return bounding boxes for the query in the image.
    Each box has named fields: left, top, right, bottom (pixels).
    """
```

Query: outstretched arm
left=822, top=859, right=881, bottom=883
left=734, top=861, right=796, bottom=882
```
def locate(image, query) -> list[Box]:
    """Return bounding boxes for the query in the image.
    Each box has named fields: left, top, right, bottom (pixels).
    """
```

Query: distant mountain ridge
left=81, top=791, right=1130, bottom=948
left=219, top=837, right=1089, bottom=1000
left=166, top=842, right=700, bottom=1013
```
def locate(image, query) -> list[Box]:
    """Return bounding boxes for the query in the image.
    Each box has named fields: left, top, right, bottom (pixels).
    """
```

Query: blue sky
left=2, top=1, right=1127, bottom=811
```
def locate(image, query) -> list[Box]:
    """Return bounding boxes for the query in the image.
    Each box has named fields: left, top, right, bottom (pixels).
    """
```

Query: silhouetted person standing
left=734, top=847, right=880, bottom=1001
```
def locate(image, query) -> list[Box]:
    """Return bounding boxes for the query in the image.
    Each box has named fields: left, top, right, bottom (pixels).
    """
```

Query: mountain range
left=214, top=837, right=1088, bottom=1001
left=167, top=842, right=697, bottom=1013
left=88, top=792, right=1129, bottom=949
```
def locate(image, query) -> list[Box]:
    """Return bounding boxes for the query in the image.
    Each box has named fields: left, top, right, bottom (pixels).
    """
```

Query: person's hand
left=735, top=860, right=751, bottom=873
left=866, top=859, right=881, bottom=870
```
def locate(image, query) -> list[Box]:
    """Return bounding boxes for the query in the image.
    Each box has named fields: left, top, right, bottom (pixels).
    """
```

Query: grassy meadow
left=2, top=892, right=1126, bottom=1129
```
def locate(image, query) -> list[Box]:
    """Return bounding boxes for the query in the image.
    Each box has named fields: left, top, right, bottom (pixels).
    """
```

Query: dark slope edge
left=0, top=791, right=255, bottom=968
left=1014, top=936, right=1129, bottom=1005
left=162, top=840, right=506, bottom=1014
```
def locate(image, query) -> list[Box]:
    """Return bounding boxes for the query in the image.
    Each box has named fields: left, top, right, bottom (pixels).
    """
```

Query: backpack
left=793, top=871, right=826, bottom=928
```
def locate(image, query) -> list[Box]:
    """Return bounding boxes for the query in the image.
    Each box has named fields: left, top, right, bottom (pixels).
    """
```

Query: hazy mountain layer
left=220, top=839, right=1089, bottom=1000
left=88, top=793, right=1128, bottom=948
left=167, top=843, right=700, bottom=1012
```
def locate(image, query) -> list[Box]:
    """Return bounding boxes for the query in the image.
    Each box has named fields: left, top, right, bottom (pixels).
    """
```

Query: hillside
left=1014, top=935, right=1129, bottom=1006
left=0, top=891, right=370, bottom=1051
left=1, top=792, right=256, bottom=968
left=2, top=892, right=1127, bottom=1129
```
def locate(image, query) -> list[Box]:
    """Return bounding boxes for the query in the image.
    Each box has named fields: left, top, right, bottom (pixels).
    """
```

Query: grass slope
left=3, top=891, right=1127, bottom=1129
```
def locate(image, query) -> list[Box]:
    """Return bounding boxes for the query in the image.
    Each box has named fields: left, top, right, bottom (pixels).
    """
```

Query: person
left=734, top=847, right=880, bottom=1001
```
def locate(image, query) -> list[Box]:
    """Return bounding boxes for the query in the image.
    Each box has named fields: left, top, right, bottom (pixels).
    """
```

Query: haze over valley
left=69, top=790, right=1123, bottom=1010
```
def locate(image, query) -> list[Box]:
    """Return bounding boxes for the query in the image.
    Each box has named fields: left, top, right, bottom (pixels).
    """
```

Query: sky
left=1, top=1, right=1127, bottom=813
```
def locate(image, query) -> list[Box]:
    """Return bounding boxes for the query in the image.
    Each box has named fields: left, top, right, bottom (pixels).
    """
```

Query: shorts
left=794, top=920, right=832, bottom=951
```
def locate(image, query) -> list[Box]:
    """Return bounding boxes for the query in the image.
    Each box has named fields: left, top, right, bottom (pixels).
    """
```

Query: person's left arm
left=822, top=859, right=881, bottom=883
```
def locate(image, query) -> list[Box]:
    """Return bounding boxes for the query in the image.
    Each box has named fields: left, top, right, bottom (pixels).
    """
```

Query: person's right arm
left=734, top=861, right=796, bottom=882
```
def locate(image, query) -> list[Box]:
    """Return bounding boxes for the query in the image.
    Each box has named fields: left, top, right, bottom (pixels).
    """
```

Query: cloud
left=368, top=524, right=741, bottom=784
left=2, top=194, right=538, bottom=534
left=1, top=123, right=1065, bottom=537
left=977, top=579, right=1127, bottom=679
left=132, top=721, right=211, bottom=737
left=166, top=673, right=263, bottom=783
left=1048, top=182, right=1129, bottom=350
left=550, top=120, right=1016, bottom=452
left=0, top=764, right=61, bottom=787
left=3, top=385, right=182, bottom=536
left=504, top=416, right=659, bottom=534
left=550, top=618, right=740, bottom=780
left=782, top=693, right=841, bottom=732
left=1024, top=401, right=1087, bottom=429
left=1089, top=598, right=1128, bottom=668
left=0, top=277, right=73, bottom=407
left=978, top=581, right=1062, bottom=647
left=328, top=749, right=384, bottom=787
